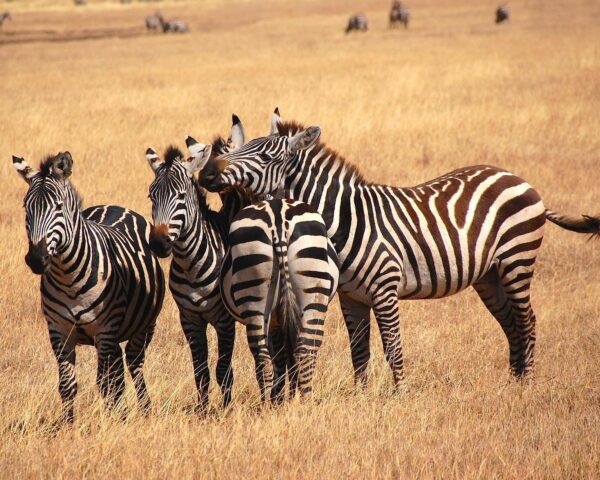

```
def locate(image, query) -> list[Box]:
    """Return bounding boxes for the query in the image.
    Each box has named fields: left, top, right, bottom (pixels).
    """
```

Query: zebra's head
left=193, top=109, right=321, bottom=195
left=146, top=144, right=212, bottom=258
left=13, top=152, right=78, bottom=275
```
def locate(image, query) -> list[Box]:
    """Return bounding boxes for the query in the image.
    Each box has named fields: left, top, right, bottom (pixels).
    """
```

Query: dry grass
left=1, top=0, right=600, bottom=478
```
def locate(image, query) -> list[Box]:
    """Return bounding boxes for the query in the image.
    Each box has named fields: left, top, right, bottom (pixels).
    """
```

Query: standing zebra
left=198, top=110, right=600, bottom=390
left=13, top=152, right=165, bottom=424
left=0, top=11, right=11, bottom=29
left=389, top=2, right=410, bottom=29
left=496, top=5, right=510, bottom=24
left=346, top=14, right=368, bottom=34
left=187, top=137, right=340, bottom=402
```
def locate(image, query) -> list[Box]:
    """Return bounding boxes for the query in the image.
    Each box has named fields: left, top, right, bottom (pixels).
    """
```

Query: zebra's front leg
left=373, top=290, right=406, bottom=391
left=95, top=335, right=126, bottom=411
left=214, top=317, right=235, bottom=408
left=50, top=331, right=77, bottom=424
left=339, top=292, right=372, bottom=388
left=246, top=319, right=272, bottom=403
left=125, top=328, right=155, bottom=415
left=295, top=313, right=326, bottom=398
left=181, top=316, right=210, bottom=413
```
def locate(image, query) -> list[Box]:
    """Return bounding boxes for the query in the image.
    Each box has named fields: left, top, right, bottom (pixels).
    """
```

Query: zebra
left=157, top=15, right=189, bottom=33
left=185, top=136, right=339, bottom=402
left=496, top=5, right=510, bottom=24
left=146, top=13, right=161, bottom=32
left=0, top=11, right=11, bottom=29
left=74, top=0, right=87, bottom=6
left=389, top=2, right=410, bottom=29
left=346, top=14, right=368, bottom=34
left=13, top=152, right=165, bottom=424
left=197, top=109, right=600, bottom=391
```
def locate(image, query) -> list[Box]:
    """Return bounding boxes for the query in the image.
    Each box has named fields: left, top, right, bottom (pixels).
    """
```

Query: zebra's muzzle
left=149, top=225, right=172, bottom=258
left=198, top=159, right=229, bottom=192
left=25, top=240, right=50, bottom=275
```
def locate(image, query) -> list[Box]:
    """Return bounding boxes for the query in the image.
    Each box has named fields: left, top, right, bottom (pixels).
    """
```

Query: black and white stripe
left=13, top=152, right=165, bottom=424
left=199, top=110, right=600, bottom=390
left=346, top=14, right=368, bottom=34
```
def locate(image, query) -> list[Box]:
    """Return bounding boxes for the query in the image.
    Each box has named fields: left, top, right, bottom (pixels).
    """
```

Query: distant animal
left=389, top=1, right=410, bottom=29
left=74, top=0, right=87, bottom=6
left=13, top=152, right=165, bottom=424
left=157, top=14, right=189, bottom=33
left=0, top=11, right=11, bottom=29
left=145, top=13, right=161, bottom=32
left=346, top=14, right=368, bottom=34
left=496, top=4, right=510, bottom=24
left=199, top=109, right=600, bottom=391
left=188, top=132, right=339, bottom=403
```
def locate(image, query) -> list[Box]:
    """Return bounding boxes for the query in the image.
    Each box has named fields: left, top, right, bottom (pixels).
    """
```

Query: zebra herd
left=346, top=2, right=510, bottom=33
left=13, top=109, right=599, bottom=424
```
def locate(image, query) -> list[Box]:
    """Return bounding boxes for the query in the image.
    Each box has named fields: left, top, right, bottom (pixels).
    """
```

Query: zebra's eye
left=177, top=192, right=186, bottom=200
left=56, top=202, right=63, bottom=211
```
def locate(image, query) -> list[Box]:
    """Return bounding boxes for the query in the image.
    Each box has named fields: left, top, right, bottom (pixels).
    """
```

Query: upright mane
left=211, top=135, right=229, bottom=157
left=39, top=154, right=58, bottom=177
left=164, top=145, right=185, bottom=167
left=276, top=120, right=369, bottom=186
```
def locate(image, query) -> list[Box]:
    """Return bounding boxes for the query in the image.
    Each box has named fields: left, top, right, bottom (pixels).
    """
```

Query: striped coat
left=13, top=152, right=164, bottom=424
left=199, top=113, right=600, bottom=389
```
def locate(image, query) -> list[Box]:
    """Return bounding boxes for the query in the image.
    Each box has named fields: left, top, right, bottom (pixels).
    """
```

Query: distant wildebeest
left=389, top=1, right=410, bottom=29
left=145, top=12, right=161, bottom=32
left=13, top=152, right=165, bottom=425
left=346, top=14, right=368, bottom=34
left=0, top=11, right=11, bottom=29
left=496, top=4, right=510, bottom=24
left=157, top=14, right=189, bottom=33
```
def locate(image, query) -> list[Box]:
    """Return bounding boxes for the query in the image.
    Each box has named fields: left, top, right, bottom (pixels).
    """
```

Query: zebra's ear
left=146, top=147, right=163, bottom=172
left=229, top=113, right=245, bottom=150
left=51, top=151, right=73, bottom=180
left=270, top=106, right=282, bottom=135
left=184, top=140, right=212, bottom=176
left=12, top=155, right=37, bottom=184
left=289, top=126, right=321, bottom=153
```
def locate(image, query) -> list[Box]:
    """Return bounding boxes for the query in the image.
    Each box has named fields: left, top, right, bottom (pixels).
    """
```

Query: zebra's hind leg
left=268, top=323, right=288, bottom=405
left=181, top=316, right=210, bottom=413
left=473, top=265, right=537, bottom=378
left=373, top=290, right=406, bottom=392
left=246, top=318, right=273, bottom=403
left=50, top=331, right=77, bottom=424
left=214, top=318, right=235, bottom=408
left=295, top=313, right=326, bottom=398
left=499, top=261, right=537, bottom=377
left=339, top=293, right=372, bottom=388
left=95, top=337, right=126, bottom=412
left=125, top=329, right=154, bottom=415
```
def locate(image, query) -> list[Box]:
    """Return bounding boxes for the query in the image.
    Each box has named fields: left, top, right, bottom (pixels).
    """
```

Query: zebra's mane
left=37, top=154, right=83, bottom=207
left=276, top=120, right=369, bottom=186
left=211, top=135, right=229, bottom=157
left=164, top=145, right=185, bottom=167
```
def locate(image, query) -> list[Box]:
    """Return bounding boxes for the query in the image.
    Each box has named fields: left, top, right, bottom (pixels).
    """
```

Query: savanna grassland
left=1, top=0, right=599, bottom=478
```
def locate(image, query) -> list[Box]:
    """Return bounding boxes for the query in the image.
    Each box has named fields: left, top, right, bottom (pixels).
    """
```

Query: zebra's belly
left=169, top=280, right=223, bottom=320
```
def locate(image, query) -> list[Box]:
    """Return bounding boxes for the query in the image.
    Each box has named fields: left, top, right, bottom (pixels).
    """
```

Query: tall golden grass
left=1, top=0, right=599, bottom=477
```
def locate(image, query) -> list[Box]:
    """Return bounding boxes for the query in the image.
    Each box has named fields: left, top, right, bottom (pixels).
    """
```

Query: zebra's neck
left=284, top=146, right=366, bottom=249
left=171, top=185, right=227, bottom=274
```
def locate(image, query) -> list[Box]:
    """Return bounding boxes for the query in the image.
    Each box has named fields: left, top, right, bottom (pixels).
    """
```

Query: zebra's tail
left=545, top=210, right=600, bottom=238
left=275, top=241, right=302, bottom=358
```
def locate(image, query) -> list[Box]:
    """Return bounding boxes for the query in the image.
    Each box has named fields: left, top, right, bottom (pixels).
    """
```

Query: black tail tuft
left=546, top=210, right=600, bottom=239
